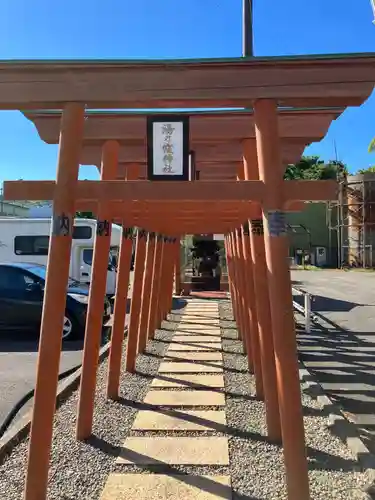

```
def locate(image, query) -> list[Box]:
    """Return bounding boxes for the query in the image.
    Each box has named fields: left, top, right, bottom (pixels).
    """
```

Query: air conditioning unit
left=315, top=247, right=327, bottom=267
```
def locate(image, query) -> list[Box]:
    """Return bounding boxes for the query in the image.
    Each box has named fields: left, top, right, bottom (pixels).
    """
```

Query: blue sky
left=0, top=0, right=374, bottom=184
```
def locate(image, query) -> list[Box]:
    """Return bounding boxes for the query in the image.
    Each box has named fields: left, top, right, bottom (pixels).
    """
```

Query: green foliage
left=356, top=165, right=375, bottom=174
left=284, top=156, right=347, bottom=181
left=76, top=211, right=95, bottom=219
left=369, top=137, right=375, bottom=153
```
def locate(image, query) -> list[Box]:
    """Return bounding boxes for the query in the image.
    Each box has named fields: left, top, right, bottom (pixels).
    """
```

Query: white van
left=0, top=218, right=121, bottom=297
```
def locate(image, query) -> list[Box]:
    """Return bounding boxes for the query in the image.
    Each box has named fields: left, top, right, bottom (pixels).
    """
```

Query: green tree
left=369, top=138, right=375, bottom=153
left=284, top=156, right=347, bottom=181
left=356, top=165, right=375, bottom=174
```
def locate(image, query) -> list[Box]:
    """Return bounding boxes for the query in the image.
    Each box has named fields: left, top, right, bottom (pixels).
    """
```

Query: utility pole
left=242, top=0, right=254, bottom=56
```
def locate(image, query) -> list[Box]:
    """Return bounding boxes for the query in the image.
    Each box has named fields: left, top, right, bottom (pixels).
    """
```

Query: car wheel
left=62, top=311, right=81, bottom=341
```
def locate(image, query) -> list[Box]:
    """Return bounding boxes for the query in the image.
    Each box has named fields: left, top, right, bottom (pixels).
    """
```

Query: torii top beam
left=0, top=53, right=374, bottom=109
left=23, top=108, right=344, bottom=145
left=23, top=108, right=343, bottom=180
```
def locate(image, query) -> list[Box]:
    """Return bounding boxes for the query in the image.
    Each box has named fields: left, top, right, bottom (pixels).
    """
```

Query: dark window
left=13, top=225, right=92, bottom=255
left=0, top=267, right=34, bottom=290
left=14, top=236, right=49, bottom=256
left=82, top=249, right=93, bottom=265
left=73, top=226, right=92, bottom=239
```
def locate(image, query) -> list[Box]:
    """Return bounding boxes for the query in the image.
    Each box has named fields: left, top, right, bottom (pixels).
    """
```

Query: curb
left=299, top=361, right=375, bottom=497
left=0, top=340, right=111, bottom=462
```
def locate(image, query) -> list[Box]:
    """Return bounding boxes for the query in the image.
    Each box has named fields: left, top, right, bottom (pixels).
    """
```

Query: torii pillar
left=254, top=98, right=310, bottom=500
left=24, top=104, right=85, bottom=500
left=76, top=139, right=119, bottom=440
left=137, top=231, right=157, bottom=353
left=147, top=234, right=164, bottom=340
left=174, top=238, right=182, bottom=295
left=243, top=139, right=281, bottom=442
left=106, top=164, right=140, bottom=400
left=125, top=228, right=147, bottom=373
left=237, top=169, right=263, bottom=396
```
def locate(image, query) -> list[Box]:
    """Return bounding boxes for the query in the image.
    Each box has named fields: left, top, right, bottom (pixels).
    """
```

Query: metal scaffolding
left=327, top=173, right=375, bottom=268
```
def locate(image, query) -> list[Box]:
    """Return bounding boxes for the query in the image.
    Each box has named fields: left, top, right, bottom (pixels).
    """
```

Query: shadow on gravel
left=306, top=446, right=360, bottom=472
left=88, top=411, right=357, bottom=476
left=126, top=371, right=256, bottom=403
left=117, top=397, right=269, bottom=443
left=143, top=352, right=247, bottom=373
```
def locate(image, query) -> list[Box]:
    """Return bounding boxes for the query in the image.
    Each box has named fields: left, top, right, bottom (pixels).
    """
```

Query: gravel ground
left=1, top=298, right=370, bottom=500
left=0, top=305, right=181, bottom=500
left=220, top=300, right=371, bottom=500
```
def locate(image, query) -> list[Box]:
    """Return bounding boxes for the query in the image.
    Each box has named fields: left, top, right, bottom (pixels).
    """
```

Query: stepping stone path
left=100, top=299, right=233, bottom=499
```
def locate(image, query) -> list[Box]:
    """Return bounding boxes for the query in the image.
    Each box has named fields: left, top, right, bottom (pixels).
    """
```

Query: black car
left=0, top=262, right=111, bottom=341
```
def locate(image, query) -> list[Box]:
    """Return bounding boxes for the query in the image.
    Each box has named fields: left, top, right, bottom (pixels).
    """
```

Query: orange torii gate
left=25, top=107, right=343, bottom=181
left=1, top=53, right=375, bottom=500
left=21, top=106, right=342, bottom=389
left=4, top=163, right=336, bottom=499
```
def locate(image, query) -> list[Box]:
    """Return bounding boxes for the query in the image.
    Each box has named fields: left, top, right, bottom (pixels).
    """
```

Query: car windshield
left=83, top=248, right=118, bottom=269
left=26, top=266, right=77, bottom=286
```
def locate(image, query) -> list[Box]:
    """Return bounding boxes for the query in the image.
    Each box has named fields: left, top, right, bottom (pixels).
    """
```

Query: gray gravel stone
left=0, top=298, right=370, bottom=500
left=0, top=311, right=179, bottom=500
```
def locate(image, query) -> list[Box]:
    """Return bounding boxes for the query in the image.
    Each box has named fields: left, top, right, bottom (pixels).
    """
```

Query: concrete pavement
left=292, top=270, right=375, bottom=453
left=0, top=336, right=85, bottom=430
left=0, top=277, right=134, bottom=434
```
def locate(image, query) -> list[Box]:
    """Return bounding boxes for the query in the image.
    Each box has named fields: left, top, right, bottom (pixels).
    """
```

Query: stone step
left=181, top=307, right=219, bottom=314
left=173, top=331, right=221, bottom=337
left=143, top=390, right=226, bottom=407
left=182, top=306, right=219, bottom=310
left=167, top=342, right=222, bottom=352
left=100, top=474, right=232, bottom=500
left=151, top=374, right=224, bottom=389
left=171, top=335, right=222, bottom=343
left=178, top=324, right=221, bottom=331
left=158, top=362, right=223, bottom=374
left=182, top=312, right=219, bottom=318
left=178, top=319, right=221, bottom=325
left=132, top=409, right=226, bottom=431
left=116, top=437, right=229, bottom=465
left=164, top=351, right=223, bottom=361
left=184, top=306, right=219, bottom=311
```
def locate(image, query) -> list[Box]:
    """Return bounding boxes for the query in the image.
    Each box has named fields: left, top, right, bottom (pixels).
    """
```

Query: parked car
left=0, top=218, right=121, bottom=297
left=0, top=262, right=111, bottom=340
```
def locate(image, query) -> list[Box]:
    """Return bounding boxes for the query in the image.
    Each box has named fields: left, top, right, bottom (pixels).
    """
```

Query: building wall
left=0, top=200, right=29, bottom=217
left=286, top=202, right=335, bottom=266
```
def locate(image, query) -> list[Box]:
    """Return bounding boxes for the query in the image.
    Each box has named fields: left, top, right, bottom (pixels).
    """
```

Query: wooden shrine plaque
left=147, top=115, right=190, bottom=181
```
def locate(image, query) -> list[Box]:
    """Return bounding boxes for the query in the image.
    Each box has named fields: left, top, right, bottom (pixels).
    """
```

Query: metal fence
left=292, top=286, right=320, bottom=333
